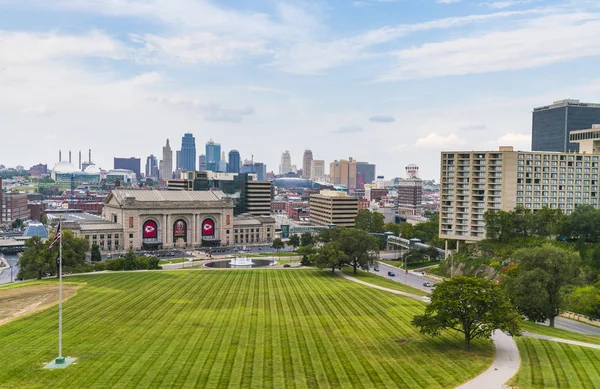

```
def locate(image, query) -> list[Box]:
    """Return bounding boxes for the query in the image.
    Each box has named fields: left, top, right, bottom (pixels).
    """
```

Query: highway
left=370, top=261, right=437, bottom=293
left=0, top=254, right=20, bottom=284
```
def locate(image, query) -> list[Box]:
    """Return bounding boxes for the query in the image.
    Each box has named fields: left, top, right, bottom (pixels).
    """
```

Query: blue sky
left=1, top=0, right=599, bottom=179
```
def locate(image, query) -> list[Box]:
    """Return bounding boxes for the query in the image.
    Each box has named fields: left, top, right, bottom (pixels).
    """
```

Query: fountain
left=229, top=257, right=254, bottom=268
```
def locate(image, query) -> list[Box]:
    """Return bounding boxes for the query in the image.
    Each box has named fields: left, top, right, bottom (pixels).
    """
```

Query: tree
left=11, top=218, right=23, bottom=229
left=272, top=238, right=285, bottom=258
left=53, top=230, right=88, bottom=274
left=314, top=242, right=348, bottom=276
left=297, top=244, right=317, bottom=266
left=336, top=229, right=379, bottom=275
left=316, top=227, right=343, bottom=244
left=560, top=205, right=600, bottom=242
left=354, top=209, right=384, bottom=233
left=383, top=222, right=402, bottom=236
left=412, top=276, right=522, bottom=351
left=504, top=246, right=580, bottom=327
left=300, top=232, right=314, bottom=247
left=91, top=242, right=102, bottom=262
left=288, top=235, right=300, bottom=251
left=17, top=236, right=53, bottom=280
left=566, top=284, right=600, bottom=320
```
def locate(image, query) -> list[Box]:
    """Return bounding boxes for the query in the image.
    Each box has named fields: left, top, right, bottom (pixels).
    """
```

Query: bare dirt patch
left=0, top=284, right=80, bottom=326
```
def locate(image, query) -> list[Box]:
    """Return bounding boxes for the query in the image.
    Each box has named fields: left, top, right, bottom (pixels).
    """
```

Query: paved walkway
left=524, top=331, right=600, bottom=350
left=337, top=271, right=520, bottom=389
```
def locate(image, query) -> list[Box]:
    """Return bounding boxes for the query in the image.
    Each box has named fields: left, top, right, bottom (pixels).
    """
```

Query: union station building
left=67, top=189, right=277, bottom=251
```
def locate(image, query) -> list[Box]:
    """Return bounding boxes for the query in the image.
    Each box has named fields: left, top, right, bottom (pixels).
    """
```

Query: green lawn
left=509, top=337, right=600, bottom=389
left=340, top=267, right=429, bottom=297
left=0, top=270, right=492, bottom=388
left=158, top=258, right=187, bottom=265
left=522, top=321, right=600, bottom=346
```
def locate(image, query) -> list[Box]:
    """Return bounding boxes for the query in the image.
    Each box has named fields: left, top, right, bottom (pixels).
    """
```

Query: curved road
left=0, top=254, right=19, bottom=284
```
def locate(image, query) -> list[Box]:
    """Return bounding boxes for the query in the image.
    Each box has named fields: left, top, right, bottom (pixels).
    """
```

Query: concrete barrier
left=561, top=311, right=600, bottom=328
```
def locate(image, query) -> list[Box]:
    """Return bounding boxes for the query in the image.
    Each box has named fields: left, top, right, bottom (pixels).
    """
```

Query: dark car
left=388, top=271, right=396, bottom=277
left=283, top=264, right=291, bottom=268
left=374, top=267, right=379, bottom=272
left=423, top=282, right=432, bottom=287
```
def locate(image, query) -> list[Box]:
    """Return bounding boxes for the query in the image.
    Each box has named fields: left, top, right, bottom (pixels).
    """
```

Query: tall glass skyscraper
left=228, top=150, right=241, bottom=173
left=206, top=139, right=221, bottom=171
left=532, top=99, right=600, bottom=152
left=180, top=133, right=196, bottom=171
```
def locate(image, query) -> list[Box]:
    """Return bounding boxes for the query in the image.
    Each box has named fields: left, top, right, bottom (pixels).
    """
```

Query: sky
left=1, top=0, right=600, bottom=180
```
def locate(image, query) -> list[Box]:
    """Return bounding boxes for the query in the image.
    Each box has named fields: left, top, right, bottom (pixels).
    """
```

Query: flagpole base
left=43, top=357, right=76, bottom=369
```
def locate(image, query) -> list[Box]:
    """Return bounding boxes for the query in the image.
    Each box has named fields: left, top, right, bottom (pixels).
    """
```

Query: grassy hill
left=0, top=270, right=493, bottom=388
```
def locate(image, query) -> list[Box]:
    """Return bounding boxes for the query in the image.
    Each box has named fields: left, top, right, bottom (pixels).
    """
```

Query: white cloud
left=270, top=9, right=544, bottom=73
left=0, top=30, right=125, bottom=65
left=380, top=12, right=600, bottom=80
left=496, top=132, right=531, bottom=146
left=19, top=105, right=55, bottom=116
left=147, top=96, right=255, bottom=122
left=415, top=133, right=466, bottom=149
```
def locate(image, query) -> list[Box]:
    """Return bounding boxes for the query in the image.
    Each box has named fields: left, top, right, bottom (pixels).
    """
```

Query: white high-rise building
left=159, top=139, right=173, bottom=180
left=310, top=160, right=325, bottom=181
left=302, top=150, right=313, bottom=179
left=279, top=150, right=292, bottom=175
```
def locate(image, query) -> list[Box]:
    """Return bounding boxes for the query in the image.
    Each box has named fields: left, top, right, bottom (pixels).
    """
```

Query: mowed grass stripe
left=0, top=270, right=495, bottom=389
left=510, top=337, right=600, bottom=389
left=287, top=271, right=345, bottom=388
left=191, top=271, right=251, bottom=388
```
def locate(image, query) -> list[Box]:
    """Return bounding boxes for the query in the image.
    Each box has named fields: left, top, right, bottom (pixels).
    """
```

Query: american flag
left=48, top=222, right=61, bottom=250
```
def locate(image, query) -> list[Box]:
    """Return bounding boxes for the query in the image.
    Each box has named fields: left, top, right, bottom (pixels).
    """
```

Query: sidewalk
left=524, top=331, right=600, bottom=350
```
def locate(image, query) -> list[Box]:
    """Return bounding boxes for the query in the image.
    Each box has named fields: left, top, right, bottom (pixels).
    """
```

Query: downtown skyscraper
left=159, top=139, right=173, bottom=180
left=206, top=139, right=221, bottom=172
left=228, top=150, right=241, bottom=173
left=180, top=133, right=196, bottom=171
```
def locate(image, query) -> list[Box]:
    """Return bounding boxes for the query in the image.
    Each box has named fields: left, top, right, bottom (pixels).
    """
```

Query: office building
left=356, top=162, right=376, bottom=188
left=329, top=158, right=357, bottom=189
left=159, top=139, right=173, bottom=180
left=239, top=179, right=273, bottom=216
left=440, top=142, right=600, bottom=242
left=309, top=190, right=358, bottom=227
left=1, top=192, right=30, bottom=223
left=29, top=164, right=48, bottom=176
left=145, top=155, right=158, bottom=178
left=198, top=154, right=207, bottom=171
left=532, top=99, right=600, bottom=153
left=310, top=160, right=325, bottom=182
left=302, top=150, right=313, bottom=179
left=218, top=151, right=228, bottom=172
left=176, top=150, right=181, bottom=171
left=397, top=164, right=423, bottom=217
left=241, top=161, right=266, bottom=180
left=113, top=157, right=141, bottom=179
left=206, top=139, right=221, bottom=172
left=279, top=151, right=292, bottom=175
left=180, top=133, right=197, bottom=171
left=228, top=150, right=241, bottom=173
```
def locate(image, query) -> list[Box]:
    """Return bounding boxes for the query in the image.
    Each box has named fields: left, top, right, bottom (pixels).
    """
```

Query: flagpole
left=58, top=215, right=63, bottom=360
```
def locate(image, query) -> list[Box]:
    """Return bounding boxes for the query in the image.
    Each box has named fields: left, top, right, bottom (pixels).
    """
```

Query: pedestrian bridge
left=0, top=239, right=26, bottom=254
left=386, top=236, right=446, bottom=259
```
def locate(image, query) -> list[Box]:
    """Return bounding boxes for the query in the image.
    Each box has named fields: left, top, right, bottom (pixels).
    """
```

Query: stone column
left=162, top=214, right=167, bottom=247
left=166, top=214, right=171, bottom=247
left=191, top=214, right=196, bottom=245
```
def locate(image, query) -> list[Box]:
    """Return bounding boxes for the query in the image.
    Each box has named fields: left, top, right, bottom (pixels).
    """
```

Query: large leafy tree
left=300, top=232, right=314, bottom=247
left=314, top=242, right=347, bottom=276
left=336, top=229, right=379, bottom=275
left=17, top=236, right=53, bottom=280
left=413, top=276, right=522, bottom=351
left=383, top=222, right=402, bottom=236
left=272, top=238, right=285, bottom=258
left=504, top=246, right=580, bottom=327
left=17, top=230, right=88, bottom=280
left=354, top=209, right=384, bottom=233
left=316, top=227, right=343, bottom=244
left=560, top=205, right=600, bottom=242
left=288, top=235, right=300, bottom=251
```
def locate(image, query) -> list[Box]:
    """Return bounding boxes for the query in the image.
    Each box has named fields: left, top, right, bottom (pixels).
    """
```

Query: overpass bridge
left=386, top=235, right=446, bottom=259
left=0, top=239, right=26, bottom=254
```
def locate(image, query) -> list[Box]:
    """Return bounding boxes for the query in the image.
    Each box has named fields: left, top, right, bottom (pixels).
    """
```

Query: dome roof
left=84, top=164, right=101, bottom=174
left=52, top=161, right=78, bottom=174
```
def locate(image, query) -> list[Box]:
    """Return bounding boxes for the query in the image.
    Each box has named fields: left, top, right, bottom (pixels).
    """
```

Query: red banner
left=143, top=220, right=157, bottom=239
left=202, top=219, right=215, bottom=236
left=174, top=219, right=187, bottom=238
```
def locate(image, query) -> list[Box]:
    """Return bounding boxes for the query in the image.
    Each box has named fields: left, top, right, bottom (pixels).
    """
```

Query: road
left=370, top=261, right=437, bottom=293
left=0, top=254, right=20, bottom=284
left=549, top=317, right=600, bottom=336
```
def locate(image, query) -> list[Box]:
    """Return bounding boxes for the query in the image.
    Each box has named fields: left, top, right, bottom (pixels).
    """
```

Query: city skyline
left=2, top=1, right=600, bottom=178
